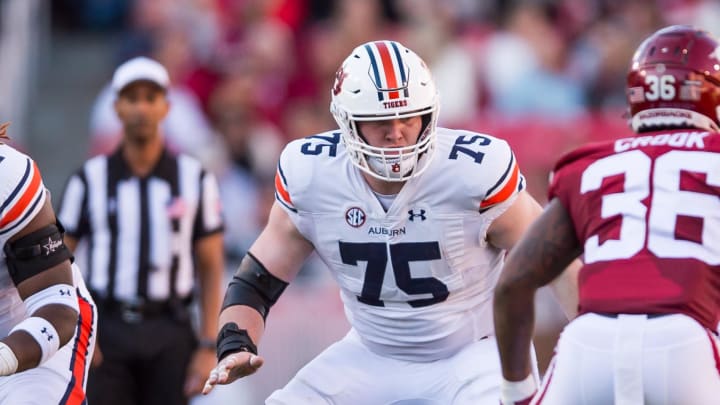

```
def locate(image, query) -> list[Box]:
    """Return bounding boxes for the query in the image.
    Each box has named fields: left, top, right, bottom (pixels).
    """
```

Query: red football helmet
left=627, top=25, right=720, bottom=132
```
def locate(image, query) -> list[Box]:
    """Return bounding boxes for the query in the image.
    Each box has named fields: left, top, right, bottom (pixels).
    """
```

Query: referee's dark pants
left=87, top=298, right=197, bottom=405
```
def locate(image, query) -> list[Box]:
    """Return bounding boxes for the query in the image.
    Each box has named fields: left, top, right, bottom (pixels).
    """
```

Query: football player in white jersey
left=0, top=123, right=96, bottom=404
left=203, top=41, right=579, bottom=404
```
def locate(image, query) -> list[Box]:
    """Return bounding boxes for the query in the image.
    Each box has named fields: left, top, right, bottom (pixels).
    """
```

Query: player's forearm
left=9, top=258, right=80, bottom=373
left=5, top=304, right=78, bottom=372
left=493, top=282, right=536, bottom=380
left=217, top=250, right=289, bottom=348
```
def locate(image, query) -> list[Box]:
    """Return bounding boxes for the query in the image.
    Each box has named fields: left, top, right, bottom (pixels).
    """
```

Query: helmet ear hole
left=420, top=114, right=431, bottom=137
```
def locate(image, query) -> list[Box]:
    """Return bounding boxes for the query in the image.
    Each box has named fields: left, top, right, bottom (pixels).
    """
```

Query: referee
left=58, top=57, right=224, bottom=405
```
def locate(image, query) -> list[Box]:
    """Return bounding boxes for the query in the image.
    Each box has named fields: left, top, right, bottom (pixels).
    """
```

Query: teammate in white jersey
left=203, top=41, right=579, bottom=404
left=0, top=123, right=96, bottom=404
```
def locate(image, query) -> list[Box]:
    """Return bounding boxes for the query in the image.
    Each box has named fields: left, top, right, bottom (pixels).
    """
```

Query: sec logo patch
left=345, top=207, right=366, bottom=228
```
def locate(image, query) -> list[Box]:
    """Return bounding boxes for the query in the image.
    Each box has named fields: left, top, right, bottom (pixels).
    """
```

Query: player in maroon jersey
left=493, top=25, right=720, bottom=405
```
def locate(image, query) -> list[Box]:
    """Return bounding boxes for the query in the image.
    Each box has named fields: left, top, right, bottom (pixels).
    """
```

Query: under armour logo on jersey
left=59, top=288, right=72, bottom=296
left=345, top=207, right=366, bottom=228
left=41, top=327, right=54, bottom=341
left=408, top=209, right=426, bottom=221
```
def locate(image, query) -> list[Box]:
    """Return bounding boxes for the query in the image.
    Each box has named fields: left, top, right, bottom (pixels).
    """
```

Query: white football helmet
left=330, top=40, right=439, bottom=182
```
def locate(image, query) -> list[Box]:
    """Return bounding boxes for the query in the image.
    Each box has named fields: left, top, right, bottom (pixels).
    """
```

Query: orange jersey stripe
left=0, top=162, right=42, bottom=228
left=61, top=294, right=94, bottom=405
left=275, top=170, right=293, bottom=206
left=375, top=42, right=400, bottom=100
left=480, top=161, right=520, bottom=209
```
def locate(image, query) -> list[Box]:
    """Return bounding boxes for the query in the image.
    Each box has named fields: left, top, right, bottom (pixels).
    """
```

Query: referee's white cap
left=112, top=56, right=170, bottom=94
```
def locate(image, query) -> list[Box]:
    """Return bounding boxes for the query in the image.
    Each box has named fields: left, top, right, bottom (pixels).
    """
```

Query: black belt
left=91, top=291, right=192, bottom=323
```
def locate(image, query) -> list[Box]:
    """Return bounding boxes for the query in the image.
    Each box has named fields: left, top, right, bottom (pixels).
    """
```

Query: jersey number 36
left=581, top=149, right=720, bottom=264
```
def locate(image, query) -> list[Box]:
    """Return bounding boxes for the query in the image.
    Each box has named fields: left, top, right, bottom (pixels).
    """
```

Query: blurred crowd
left=51, top=0, right=720, bottom=261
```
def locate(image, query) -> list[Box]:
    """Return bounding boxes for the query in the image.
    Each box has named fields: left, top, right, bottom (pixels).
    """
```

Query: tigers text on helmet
left=330, top=40, right=440, bottom=182
left=627, top=25, right=720, bottom=133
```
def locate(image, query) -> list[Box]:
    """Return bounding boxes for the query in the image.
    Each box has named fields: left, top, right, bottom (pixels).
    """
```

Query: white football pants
left=533, top=313, right=720, bottom=405
left=267, top=328, right=538, bottom=405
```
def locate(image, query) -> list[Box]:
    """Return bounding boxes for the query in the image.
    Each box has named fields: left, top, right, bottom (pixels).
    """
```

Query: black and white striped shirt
left=59, top=147, right=223, bottom=303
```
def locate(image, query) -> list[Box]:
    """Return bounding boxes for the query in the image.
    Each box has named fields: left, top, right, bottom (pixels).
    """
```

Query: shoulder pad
left=275, top=131, right=343, bottom=213
left=436, top=129, right=524, bottom=211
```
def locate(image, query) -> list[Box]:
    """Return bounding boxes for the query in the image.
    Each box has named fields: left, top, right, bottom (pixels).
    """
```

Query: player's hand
left=184, top=348, right=217, bottom=396
left=202, top=351, right=264, bottom=395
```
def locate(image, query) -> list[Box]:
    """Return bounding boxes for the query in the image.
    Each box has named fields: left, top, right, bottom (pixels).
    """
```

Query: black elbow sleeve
left=222, top=252, right=288, bottom=320
left=4, top=221, right=73, bottom=285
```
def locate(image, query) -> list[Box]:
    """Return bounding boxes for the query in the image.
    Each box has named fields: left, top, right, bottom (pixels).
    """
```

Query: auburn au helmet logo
left=333, top=66, right=347, bottom=96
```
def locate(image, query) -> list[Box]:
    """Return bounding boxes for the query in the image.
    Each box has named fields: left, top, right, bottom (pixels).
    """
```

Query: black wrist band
left=216, top=322, right=258, bottom=361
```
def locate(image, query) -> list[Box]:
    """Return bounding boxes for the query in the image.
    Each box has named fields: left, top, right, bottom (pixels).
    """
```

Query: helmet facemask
left=330, top=41, right=440, bottom=182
